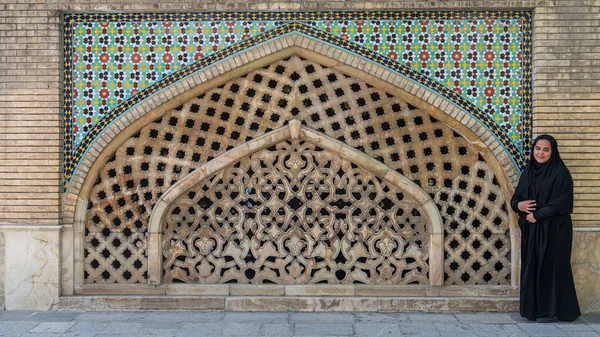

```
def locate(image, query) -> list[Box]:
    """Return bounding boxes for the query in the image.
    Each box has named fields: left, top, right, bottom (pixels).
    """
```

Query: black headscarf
left=512, top=134, right=573, bottom=220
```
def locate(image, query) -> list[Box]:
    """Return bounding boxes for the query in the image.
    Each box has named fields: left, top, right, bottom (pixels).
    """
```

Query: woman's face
left=534, top=139, right=552, bottom=164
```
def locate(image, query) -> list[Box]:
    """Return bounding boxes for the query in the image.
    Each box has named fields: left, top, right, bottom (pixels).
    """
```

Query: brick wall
left=532, top=4, right=600, bottom=226
left=0, top=1, right=61, bottom=225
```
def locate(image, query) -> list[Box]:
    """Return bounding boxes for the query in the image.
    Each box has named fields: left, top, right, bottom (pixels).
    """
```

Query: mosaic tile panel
left=63, top=11, right=532, bottom=182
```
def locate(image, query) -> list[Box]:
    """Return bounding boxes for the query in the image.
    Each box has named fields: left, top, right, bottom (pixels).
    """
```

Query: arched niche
left=68, top=39, right=519, bottom=293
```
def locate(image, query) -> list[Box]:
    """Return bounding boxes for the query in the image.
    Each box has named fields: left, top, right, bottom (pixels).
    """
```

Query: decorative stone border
left=66, top=34, right=521, bottom=292
left=146, top=120, right=444, bottom=286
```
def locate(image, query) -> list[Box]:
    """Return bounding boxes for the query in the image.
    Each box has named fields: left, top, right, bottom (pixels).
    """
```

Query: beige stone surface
left=140, top=296, right=225, bottom=310
left=76, top=284, right=165, bottom=295
left=285, top=285, right=355, bottom=296
left=437, top=285, right=519, bottom=297
left=229, top=284, right=285, bottom=296
left=304, top=297, right=378, bottom=311
left=166, top=284, right=229, bottom=296
left=0, top=231, right=4, bottom=309
left=572, top=231, right=600, bottom=313
left=58, top=294, right=520, bottom=312
left=378, top=297, right=519, bottom=312
left=3, top=229, right=60, bottom=310
left=226, top=297, right=303, bottom=311
left=428, top=233, right=444, bottom=286
left=60, top=296, right=143, bottom=311
left=354, top=285, right=428, bottom=297
left=147, top=233, right=162, bottom=284
left=60, top=228, right=74, bottom=295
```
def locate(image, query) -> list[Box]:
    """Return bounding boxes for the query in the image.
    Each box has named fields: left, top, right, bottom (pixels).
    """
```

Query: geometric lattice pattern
left=163, top=140, right=430, bottom=284
left=84, top=56, right=511, bottom=284
left=64, top=11, right=532, bottom=181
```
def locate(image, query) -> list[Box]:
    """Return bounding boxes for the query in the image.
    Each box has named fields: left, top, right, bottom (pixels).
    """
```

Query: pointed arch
left=146, top=121, right=444, bottom=286
left=67, top=35, right=520, bottom=291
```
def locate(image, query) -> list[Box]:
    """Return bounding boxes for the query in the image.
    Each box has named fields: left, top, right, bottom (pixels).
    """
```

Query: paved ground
left=0, top=311, right=598, bottom=337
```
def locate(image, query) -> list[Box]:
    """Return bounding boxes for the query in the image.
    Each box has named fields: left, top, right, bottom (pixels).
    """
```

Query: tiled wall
left=62, top=12, right=531, bottom=183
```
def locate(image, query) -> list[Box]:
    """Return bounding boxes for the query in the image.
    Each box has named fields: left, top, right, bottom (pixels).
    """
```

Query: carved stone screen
left=163, top=140, right=429, bottom=284
left=84, top=56, right=511, bottom=285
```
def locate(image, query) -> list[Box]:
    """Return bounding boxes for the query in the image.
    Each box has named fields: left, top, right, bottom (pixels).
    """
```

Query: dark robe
left=510, top=135, right=581, bottom=321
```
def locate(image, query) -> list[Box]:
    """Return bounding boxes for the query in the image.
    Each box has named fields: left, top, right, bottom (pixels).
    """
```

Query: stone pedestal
left=0, top=226, right=61, bottom=310
left=0, top=231, right=4, bottom=310
left=572, top=230, right=600, bottom=313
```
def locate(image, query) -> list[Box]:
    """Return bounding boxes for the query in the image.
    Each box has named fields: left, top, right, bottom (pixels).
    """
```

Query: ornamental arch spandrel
left=65, top=36, right=519, bottom=294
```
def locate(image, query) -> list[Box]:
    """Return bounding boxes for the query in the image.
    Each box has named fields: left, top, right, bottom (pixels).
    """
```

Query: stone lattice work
left=163, top=140, right=430, bottom=284
left=85, top=56, right=510, bottom=285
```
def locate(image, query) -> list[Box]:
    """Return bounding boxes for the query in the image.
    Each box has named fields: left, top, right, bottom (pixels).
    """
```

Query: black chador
left=511, top=135, right=581, bottom=322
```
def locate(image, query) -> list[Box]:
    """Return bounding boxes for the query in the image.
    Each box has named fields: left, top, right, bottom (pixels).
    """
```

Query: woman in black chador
left=511, top=135, right=581, bottom=322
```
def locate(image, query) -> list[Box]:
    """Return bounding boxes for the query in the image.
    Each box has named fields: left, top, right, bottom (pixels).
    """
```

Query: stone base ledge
left=0, top=224, right=64, bottom=232
left=75, top=284, right=519, bottom=298
left=58, top=295, right=519, bottom=312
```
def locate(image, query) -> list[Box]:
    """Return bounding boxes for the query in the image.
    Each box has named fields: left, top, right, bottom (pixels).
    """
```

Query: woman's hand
left=518, top=200, right=536, bottom=213
left=526, top=213, right=537, bottom=223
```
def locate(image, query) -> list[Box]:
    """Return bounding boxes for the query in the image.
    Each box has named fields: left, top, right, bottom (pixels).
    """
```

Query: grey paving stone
left=589, top=324, right=600, bottom=333
left=128, top=311, right=224, bottom=323
left=176, top=329, right=224, bottom=337
left=26, top=312, right=81, bottom=322
left=584, top=315, right=600, bottom=324
left=0, top=311, right=35, bottom=321
left=556, top=321, right=597, bottom=332
left=21, top=334, right=80, bottom=337
left=142, top=322, right=188, bottom=331
left=470, top=323, right=529, bottom=337
left=223, top=322, right=261, bottom=336
left=432, top=323, right=474, bottom=333
left=567, top=332, right=600, bottom=337
left=224, top=312, right=290, bottom=323
left=74, top=312, right=134, bottom=322
left=0, top=321, right=40, bottom=337
left=96, top=332, right=177, bottom=337
left=259, top=323, right=293, bottom=336
left=102, top=322, right=145, bottom=332
left=179, top=322, right=224, bottom=334
left=294, top=323, right=354, bottom=335
left=52, top=332, right=99, bottom=337
left=407, top=313, right=459, bottom=323
left=353, top=313, right=409, bottom=323
left=516, top=323, right=571, bottom=336
left=29, top=322, right=76, bottom=333
left=396, top=323, right=439, bottom=336
left=354, top=323, right=401, bottom=337
left=67, top=322, right=109, bottom=333
left=455, top=313, right=514, bottom=324
left=290, top=313, right=355, bottom=323
left=506, top=313, right=535, bottom=324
